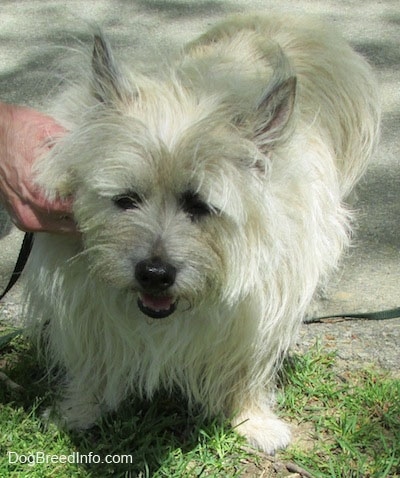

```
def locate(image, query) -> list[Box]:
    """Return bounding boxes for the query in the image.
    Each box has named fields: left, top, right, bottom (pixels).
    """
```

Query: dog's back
left=184, top=15, right=380, bottom=196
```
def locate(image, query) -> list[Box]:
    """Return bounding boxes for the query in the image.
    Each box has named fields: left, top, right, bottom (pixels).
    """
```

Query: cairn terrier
left=25, top=14, right=379, bottom=453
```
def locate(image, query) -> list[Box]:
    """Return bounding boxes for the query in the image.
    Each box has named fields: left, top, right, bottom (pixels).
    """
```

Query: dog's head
left=39, top=34, right=296, bottom=319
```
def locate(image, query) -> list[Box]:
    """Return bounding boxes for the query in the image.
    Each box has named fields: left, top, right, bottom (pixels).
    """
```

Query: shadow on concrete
left=134, top=0, right=230, bottom=16
left=352, top=40, right=400, bottom=70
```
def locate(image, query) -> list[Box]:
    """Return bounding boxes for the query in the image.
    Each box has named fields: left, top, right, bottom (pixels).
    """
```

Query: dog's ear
left=91, top=34, right=131, bottom=104
left=254, top=76, right=297, bottom=150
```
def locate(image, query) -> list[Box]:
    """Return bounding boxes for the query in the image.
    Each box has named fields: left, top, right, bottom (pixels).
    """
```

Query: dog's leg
left=44, top=381, right=103, bottom=430
left=230, top=393, right=291, bottom=454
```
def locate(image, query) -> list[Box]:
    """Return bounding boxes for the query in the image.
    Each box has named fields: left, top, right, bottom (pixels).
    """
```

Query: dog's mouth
left=137, top=293, right=177, bottom=319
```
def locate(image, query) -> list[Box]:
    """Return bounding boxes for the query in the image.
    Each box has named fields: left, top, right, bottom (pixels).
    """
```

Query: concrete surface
left=0, top=1, right=399, bottom=350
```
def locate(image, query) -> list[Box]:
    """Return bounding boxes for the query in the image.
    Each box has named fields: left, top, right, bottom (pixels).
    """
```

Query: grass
left=0, top=329, right=399, bottom=477
left=280, top=347, right=400, bottom=478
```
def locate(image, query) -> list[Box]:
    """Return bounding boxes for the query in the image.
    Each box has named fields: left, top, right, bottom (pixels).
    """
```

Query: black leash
left=304, top=306, right=400, bottom=324
left=0, top=232, right=34, bottom=301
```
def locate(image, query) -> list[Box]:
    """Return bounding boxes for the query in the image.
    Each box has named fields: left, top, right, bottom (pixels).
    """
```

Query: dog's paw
left=42, top=398, right=101, bottom=430
left=232, top=406, right=291, bottom=454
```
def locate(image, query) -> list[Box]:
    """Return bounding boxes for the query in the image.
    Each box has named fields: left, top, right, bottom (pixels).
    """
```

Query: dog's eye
left=180, top=191, right=214, bottom=221
left=112, top=192, right=141, bottom=210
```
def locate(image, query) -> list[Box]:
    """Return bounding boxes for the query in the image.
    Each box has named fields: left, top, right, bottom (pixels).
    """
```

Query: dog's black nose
left=135, top=258, right=177, bottom=292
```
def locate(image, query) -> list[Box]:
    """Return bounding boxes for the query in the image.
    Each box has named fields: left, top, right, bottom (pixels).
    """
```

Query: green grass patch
left=0, top=331, right=399, bottom=477
left=280, top=346, right=400, bottom=478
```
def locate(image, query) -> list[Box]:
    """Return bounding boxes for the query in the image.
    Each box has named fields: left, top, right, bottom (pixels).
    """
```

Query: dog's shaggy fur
left=25, top=15, right=379, bottom=453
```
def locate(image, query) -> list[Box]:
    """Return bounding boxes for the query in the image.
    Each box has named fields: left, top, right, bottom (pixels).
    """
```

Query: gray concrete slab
left=1, top=1, right=399, bottom=328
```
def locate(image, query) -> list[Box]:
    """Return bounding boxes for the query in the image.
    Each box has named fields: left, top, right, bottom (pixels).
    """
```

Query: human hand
left=0, top=102, right=76, bottom=233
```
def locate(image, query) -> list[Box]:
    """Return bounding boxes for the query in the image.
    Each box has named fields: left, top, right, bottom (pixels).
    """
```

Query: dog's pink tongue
left=140, top=293, right=174, bottom=311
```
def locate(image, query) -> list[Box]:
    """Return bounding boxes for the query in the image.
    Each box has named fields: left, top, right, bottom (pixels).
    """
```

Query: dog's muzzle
left=135, top=258, right=177, bottom=319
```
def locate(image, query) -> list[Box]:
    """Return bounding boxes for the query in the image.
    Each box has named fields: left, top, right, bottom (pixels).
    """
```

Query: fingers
left=8, top=201, right=78, bottom=234
left=36, top=120, right=67, bottom=155
left=32, top=191, right=74, bottom=216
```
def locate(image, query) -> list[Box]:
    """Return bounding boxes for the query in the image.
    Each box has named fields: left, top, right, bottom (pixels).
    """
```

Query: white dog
left=24, top=14, right=380, bottom=454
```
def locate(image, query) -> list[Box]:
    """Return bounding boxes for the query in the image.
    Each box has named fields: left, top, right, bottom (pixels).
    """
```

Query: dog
left=24, top=14, right=380, bottom=454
